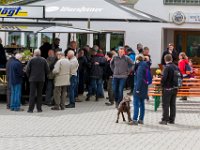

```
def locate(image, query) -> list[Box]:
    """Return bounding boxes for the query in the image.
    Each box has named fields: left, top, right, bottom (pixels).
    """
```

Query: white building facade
left=1, top=0, right=200, bottom=67
left=134, top=0, right=200, bottom=65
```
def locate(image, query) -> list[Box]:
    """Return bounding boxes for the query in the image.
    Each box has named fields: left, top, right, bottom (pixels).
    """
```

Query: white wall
left=135, top=0, right=200, bottom=21
left=67, top=21, right=163, bottom=68
left=68, top=20, right=200, bottom=68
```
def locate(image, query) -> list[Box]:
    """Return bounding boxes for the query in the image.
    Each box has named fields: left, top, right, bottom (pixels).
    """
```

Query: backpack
left=173, top=66, right=183, bottom=88
left=145, top=67, right=152, bottom=85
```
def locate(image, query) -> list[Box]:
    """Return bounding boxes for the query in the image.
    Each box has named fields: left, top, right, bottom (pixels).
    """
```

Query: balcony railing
left=164, top=0, right=200, bottom=5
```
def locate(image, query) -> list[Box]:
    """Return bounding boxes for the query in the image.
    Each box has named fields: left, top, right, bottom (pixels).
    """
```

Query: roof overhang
left=29, top=0, right=162, bottom=22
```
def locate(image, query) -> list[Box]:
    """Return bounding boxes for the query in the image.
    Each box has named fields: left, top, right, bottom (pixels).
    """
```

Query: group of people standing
left=2, top=37, right=194, bottom=126
left=5, top=37, right=80, bottom=112
left=6, top=48, right=79, bottom=112
left=4, top=37, right=153, bottom=122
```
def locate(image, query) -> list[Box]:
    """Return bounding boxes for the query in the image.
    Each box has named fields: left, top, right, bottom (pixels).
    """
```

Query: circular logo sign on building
left=172, top=11, right=186, bottom=25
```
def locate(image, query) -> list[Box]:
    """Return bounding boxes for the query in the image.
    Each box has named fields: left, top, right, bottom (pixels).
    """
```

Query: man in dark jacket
left=26, top=49, right=50, bottom=113
left=8, top=53, right=24, bottom=111
left=105, top=52, right=114, bottom=106
left=126, top=48, right=136, bottom=95
left=40, top=42, right=52, bottom=59
left=159, top=54, right=178, bottom=125
left=161, top=43, right=178, bottom=66
left=86, top=49, right=106, bottom=101
left=83, top=46, right=92, bottom=92
left=44, top=50, right=57, bottom=105
left=6, top=54, right=15, bottom=109
left=51, top=38, right=61, bottom=52
left=78, top=49, right=88, bottom=96
left=0, top=38, right=7, bottom=68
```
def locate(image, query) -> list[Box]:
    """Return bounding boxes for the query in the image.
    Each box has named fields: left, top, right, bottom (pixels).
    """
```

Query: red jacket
left=178, top=59, right=189, bottom=75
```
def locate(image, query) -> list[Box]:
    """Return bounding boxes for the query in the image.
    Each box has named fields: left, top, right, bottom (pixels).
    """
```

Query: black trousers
left=28, top=82, right=44, bottom=111
left=162, top=88, right=178, bottom=122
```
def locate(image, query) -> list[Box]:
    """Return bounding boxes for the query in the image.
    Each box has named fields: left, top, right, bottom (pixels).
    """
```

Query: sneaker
left=168, top=121, right=175, bottom=124
left=128, top=120, right=138, bottom=126
left=105, top=102, right=114, bottom=106
left=159, top=121, right=167, bottom=125
left=37, top=110, right=43, bottom=113
left=60, top=107, right=65, bottom=110
left=15, top=108, right=24, bottom=112
left=85, top=96, right=90, bottom=101
left=65, top=104, right=75, bottom=108
left=138, top=120, right=144, bottom=124
left=51, top=107, right=60, bottom=110
left=27, top=110, right=33, bottom=113
left=95, top=97, right=99, bottom=102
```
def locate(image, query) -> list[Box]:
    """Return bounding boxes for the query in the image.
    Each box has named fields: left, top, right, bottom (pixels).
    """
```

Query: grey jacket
left=26, top=56, right=50, bottom=82
left=110, top=55, right=134, bottom=78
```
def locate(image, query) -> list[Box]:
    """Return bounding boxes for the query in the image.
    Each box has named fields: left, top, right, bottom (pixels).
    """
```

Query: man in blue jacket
left=8, top=53, right=24, bottom=111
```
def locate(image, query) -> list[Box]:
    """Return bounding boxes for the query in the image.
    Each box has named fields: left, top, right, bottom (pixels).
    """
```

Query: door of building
left=175, top=31, right=200, bottom=64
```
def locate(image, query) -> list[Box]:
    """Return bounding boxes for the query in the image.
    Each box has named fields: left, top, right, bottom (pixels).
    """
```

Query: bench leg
left=154, top=96, right=160, bottom=112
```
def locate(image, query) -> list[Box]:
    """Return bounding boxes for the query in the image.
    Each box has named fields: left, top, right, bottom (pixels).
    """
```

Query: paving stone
left=0, top=95, right=199, bottom=150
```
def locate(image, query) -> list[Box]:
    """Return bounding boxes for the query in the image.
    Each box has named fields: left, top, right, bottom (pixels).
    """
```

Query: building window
left=8, top=32, right=21, bottom=46
left=24, top=33, right=38, bottom=49
left=93, top=33, right=106, bottom=51
left=110, top=33, right=124, bottom=50
left=76, top=33, right=87, bottom=48
left=164, top=0, right=200, bottom=5
left=41, top=33, right=53, bottom=44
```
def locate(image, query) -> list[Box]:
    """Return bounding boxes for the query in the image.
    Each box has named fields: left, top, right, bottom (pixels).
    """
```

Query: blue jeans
left=69, top=75, right=78, bottom=105
left=10, top=84, right=22, bottom=111
left=88, top=78, right=103, bottom=97
left=133, top=95, right=145, bottom=121
left=112, top=78, right=126, bottom=104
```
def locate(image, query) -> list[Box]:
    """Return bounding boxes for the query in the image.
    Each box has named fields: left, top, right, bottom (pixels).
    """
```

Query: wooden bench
left=148, top=77, right=200, bottom=111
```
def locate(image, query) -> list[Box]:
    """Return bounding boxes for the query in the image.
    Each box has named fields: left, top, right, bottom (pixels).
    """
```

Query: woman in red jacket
left=178, top=52, right=189, bottom=76
left=178, top=52, right=189, bottom=100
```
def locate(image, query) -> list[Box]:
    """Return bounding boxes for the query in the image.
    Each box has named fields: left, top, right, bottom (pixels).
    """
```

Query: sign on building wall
left=187, top=14, right=200, bottom=23
left=0, top=6, right=44, bottom=18
left=171, top=11, right=200, bottom=24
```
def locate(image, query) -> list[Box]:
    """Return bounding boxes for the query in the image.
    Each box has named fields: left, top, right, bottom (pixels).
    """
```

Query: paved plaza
left=0, top=94, right=200, bottom=150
